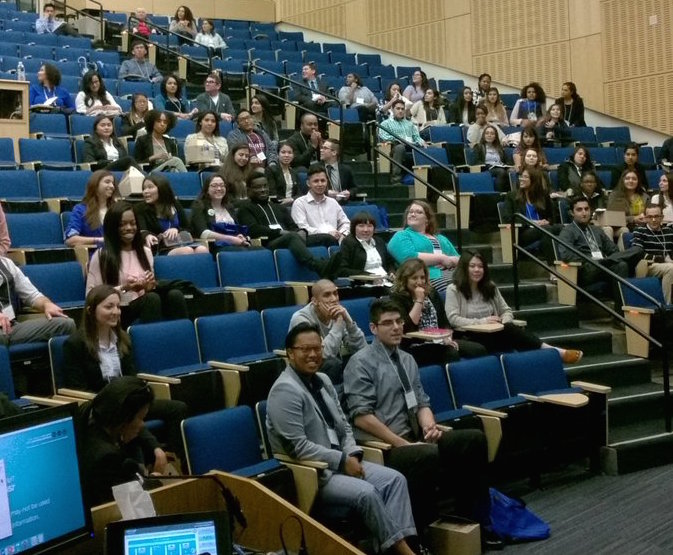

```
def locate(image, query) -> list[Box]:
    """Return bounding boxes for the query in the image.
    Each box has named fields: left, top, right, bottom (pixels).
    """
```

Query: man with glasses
left=319, top=138, right=356, bottom=202
left=226, top=109, right=277, bottom=167
left=266, top=322, right=419, bottom=555
left=193, top=72, right=234, bottom=122
left=289, top=279, right=366, bottom=394
left=632, top=203, right=673, bottom=302
left=344, top=298, right=501, bottom=549
left=118, top=41, right=162, bottom=83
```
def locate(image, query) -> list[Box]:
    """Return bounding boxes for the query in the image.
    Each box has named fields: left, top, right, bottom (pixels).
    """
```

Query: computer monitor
left=0, top=404, right=92, bottom=554
left=104, top=511, right=231, bottom=555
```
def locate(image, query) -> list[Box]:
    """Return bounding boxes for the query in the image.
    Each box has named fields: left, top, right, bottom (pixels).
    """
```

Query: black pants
left=267, top=232, right=319, bottom=267
left=458, top=322, right=542, bottom=354
left=387, top=429, right=490, bottom=532
left=147, top=398, right=188, bottom=460
left=305, top=233, right=338, bottom=248
left=519, top=223, right=563, bottom=263
left=121, top=289, right=188, bottom=328
left=578, top=246, right=643, bottom=309
left=104, top=156, right=143, bottom=172
left=403, top=339, right=488, bottom=366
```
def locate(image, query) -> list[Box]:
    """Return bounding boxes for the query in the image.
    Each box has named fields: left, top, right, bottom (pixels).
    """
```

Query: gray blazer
left=266, top=367, right=362, bottom=482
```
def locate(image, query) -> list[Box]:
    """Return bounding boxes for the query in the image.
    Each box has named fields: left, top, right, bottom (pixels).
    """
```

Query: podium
left=73, top=471, right=363, bottom=554
left=0, top=79, right=29, bottom=161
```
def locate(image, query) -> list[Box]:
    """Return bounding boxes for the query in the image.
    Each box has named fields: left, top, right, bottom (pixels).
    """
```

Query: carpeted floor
left=500, top=463, right=673, bottom=554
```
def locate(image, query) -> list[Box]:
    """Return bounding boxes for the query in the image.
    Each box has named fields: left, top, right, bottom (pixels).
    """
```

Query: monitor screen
left=0, top=404, right=91, bottom=554
left=105, top=511, right=231, bottom=555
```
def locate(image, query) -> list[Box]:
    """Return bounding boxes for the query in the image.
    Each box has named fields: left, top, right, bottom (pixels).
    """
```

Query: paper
left=112, top=480, right=156, bottom=521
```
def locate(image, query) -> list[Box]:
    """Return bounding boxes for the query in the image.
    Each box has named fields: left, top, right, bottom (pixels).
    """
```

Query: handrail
left=60, top=0, right=105, bottom=43
left=366, top=119, right=463, bottom=249
left=508, top=213, right=670, bottom=432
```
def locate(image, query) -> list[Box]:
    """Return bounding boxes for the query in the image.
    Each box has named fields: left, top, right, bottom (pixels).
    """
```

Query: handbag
left=489, top=488, right=550, bottom=543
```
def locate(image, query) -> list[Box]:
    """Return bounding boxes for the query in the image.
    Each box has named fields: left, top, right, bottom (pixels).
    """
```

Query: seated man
left=266, top=322, right=418, bottom=555
left=632, top=203, right=673, bottom=303
left=36, top=2, right=80, bottom=36
left=293, top=62, right=330, bottom=118
left=193, top=72, right=235, bottom=122
left=558, top=196, right=643, bottom=309
left=291, top=164, right=351, bottom=247
left=236, top=171, right=327, bottom=275
left=118, top=40, right=163, bottom=83
left=287, top=113, right=322, bottom=170
left=132, top=7, right=156, bottom=38
left=0, top=256, right=75, bottom=345
left=320, top=138, right=356, bottom=203
left=289, top=279, right=366, bottom=390
left=226, top=110, right=278, bottom=168
left=378, top=99, right=427, bottom=184
left=343, top=299, right=500, bottom=549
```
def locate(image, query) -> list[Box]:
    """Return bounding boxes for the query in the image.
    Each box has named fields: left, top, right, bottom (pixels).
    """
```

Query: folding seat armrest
left=272, top=349, right=287, bottom=357
left=273, top=453, right=328, bottom=469
left=56, top=388, right=95, bottom=400
left=436, top=424, right=452, bottom=433
left=21, top=395, right=71, bottom=407
left=570, top=381, right=612, bottom=394
left=474, top=414, right=502, bottom=463
left=208, top=360, right=249, bottom=372
left=622, top=305, right=655, bottom=315
left=462, top=405, right=508, bottom=418
left=599, top=141, right=614, bottom=147
left=136, top=373, right=182, bottom=384
left=208, top=360, right=248, bottom=407
left=361, top=440, right=392, bottom=451
left=518, top=392, right=589, bottom=408
left=273, top=454, right=324, bottom=514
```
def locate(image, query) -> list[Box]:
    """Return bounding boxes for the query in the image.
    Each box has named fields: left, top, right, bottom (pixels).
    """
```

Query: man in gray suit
left=266, top=322, right=418, bottom=555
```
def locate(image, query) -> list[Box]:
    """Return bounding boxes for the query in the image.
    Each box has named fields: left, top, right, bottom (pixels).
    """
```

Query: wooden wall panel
left=444, top=14, right=472, bottom=74
left=570, top=35, right=604, bottom=111
left=85, top=0, right=275, bottom=21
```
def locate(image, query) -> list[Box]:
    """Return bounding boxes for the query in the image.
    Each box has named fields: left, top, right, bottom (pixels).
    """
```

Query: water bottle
left=16, top=61, right=25, bottom=82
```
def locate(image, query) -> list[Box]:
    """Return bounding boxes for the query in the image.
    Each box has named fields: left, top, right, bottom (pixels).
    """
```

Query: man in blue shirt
left=35, top=3, right=80, bottom=36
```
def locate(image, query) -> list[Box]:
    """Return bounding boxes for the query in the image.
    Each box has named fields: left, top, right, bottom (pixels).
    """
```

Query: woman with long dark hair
left=218, top=143, right=252, bottom=201
left=555, top=81, right=586, bottom=127
left=169, top=5, right=197, bottom=42
left=250, top=94, right=279, bottom=141
left=184, top=110, right=229, bottom=168
left=445, top=251, right=582, bottom=362
left=472, top=124, right=510, bottom=192
left=558, top=145, right=596, bottom=195
left=29, top=62, right=75, bottom=111
left=390, top=258, right=487, bottom=365
left=402, top=70, right=429, bottom=103
left=448, top=86, right=476, bottom=125
left=265, top=141, right=300, bottom=205
left=513, top=123, right=548, bottom=172
left=134, top=175, right=209, bottom=255
left=82, top=114, right=141, bottom=171
left=75, top=71, right=121, bottom=115
left=120, top=92, right=153, bottom=138
left=154, top=74, right=196, bottom=119
left=86, top=202, right=188, bottom=327
left=509, top=82, right=546, bottom=126
left=133, top=110, right=187, bottom=173
left=651, top=172, right=673, bottom=224
left=65, top=170, right=121, bottom=247
left=410, top=88, right=446, bottom=139
left=607, top=168, right=649, bottom=239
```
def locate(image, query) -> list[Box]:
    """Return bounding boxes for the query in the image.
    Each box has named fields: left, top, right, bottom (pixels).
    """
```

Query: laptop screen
left=106, top=511, right=231, bottom=555
left=0, top=405, right=91, bottom=554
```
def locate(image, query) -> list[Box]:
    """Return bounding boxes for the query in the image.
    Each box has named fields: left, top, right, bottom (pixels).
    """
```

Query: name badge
left=1, top=304, right=15, bottom=322
left=268, top=224, right=282, bottom=230
left=327, top=427, right=339, bottom=447
left=256, top=151, right=267, bottom=161
left=590, top=249, right=604, bottom=260
left=404, top=390, right=417, bottom=410
left=355, top=97, right=365, bottom=105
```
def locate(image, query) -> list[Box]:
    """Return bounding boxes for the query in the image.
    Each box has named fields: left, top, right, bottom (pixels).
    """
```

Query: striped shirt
left=631, top=225, right=673, bottom=258
left=378, top=117, right=424, bottom=145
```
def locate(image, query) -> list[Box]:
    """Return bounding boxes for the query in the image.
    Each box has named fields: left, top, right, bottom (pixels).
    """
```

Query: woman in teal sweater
left=387, top=200, right=459, bottom=294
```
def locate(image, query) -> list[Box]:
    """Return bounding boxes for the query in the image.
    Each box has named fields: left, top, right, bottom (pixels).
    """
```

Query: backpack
left=489, top=488, right=550, bottom=543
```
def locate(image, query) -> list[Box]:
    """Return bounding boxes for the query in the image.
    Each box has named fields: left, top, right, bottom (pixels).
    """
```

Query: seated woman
left=536, top=103, right=570, bottom=146
left=218, top=143, right=252, bottom=201
left=607, top=169, right=649, bottom=240
left=448, top=86, right=476, bottom=125
left=387, top=200, right=459, bottom=295
left=402, top=70, right=429, bottom=104
left=472, top=72, right=491, bottom=104
left=651, top=172, right=673, bottom=225
left=120, top=93, right=153, bottom=139
left=504, top=167, right=562, bottom=262
left=466, top=104, right=506, bottom=147
left=390, top=258, right=487, bottom=366
left=87, top=201, right=188, bottom=327
left=410, top=88, right=446, bottom=140
left=29, top=63, right=75, bottom=111
left=574, top=170, right=607, bottom=216
left=445, top=251, right=582, bottom=363
left=337, top=73, right=378, bottom=122
left=555, top=81, right=586, bottom=127
left=472, top=123, right=511, bottom=193
left=133, top=110, right=187, bottom=173
left=75, top=70, right=121, bottom=116
left=513, top=124, right=548, bottom=172
left=336, top=211, right=396, bottom=281
left=83, top=114, right=142, bottom=172
left=190, top=174, right=251, bottom=248
left=265, top=141, right=300, bottom=205
left=154, top=74, right=197, bottom=119
left=509, top=82, right=546, bottom=126
left=378, top=81, right=413, bottom=119
left=65, top=170, right=120, bottom=248
left=134, top=175, right=210, bottom=256
left=250, top=94, right=279, bottom=142
left=184, top=110, right=229, bottom=169
left=170, top=5, right=197, bottom=43
left=611, top=142, right=649, bottom=191
left=483, top=87, right=509, bottom=126
left=194, top=18, right=226, bottom=54
left=520, top=147, right=553, bottom=193
left=64, top=285, right=187, bottom=467
left=558, top=145, right=595, bottom=195
left=78, top=376, right=164, bottom=506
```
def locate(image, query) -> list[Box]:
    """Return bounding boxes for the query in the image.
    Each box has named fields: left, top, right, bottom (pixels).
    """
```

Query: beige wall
left=275, top=0, right=673, bottom=135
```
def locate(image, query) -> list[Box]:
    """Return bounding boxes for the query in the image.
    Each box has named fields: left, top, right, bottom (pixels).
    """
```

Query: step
left=500, top=283, right=548, bottom=306
left=344, top=161, right=373, bottom=173
left=601, top=429, right=673, bottom=475
left=608, top=383, right=673, bottom=427
left=539, top=327, right=614, bottom=357
left=564, top=353, right=652, bottom=388
left=513, top=304, right=580, bottom=331
left=358, top=185, right=409, bottom=199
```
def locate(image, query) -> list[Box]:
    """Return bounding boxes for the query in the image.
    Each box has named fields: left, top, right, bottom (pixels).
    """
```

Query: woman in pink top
left=86, top=201, right=187, bottom=328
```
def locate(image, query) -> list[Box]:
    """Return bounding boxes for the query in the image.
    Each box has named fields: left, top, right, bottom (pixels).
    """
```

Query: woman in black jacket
left=389, top=258, right=487, bottom=366
left=265, top=141, right=301, bottom=204
left=134, top=174, right=209, bottom=255
left=133, top=110, right=187, bottom=173
left=448, top=86, right=476, bottom=125
left=83, top=114, right=141, bottom=171
left=336, top=211, right=395, bottom=279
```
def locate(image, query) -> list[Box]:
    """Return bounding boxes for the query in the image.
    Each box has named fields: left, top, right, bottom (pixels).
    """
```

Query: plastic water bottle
left=16, top=61, right=25, bottom=82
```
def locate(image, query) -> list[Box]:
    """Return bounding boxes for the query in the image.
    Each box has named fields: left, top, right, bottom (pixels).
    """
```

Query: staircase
left=345, top=158, right=673, bottom=476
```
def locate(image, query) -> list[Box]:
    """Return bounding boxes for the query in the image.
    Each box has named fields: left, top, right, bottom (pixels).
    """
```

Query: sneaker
left=561, top=349, right=583, bottom=364
left=481, top=528, right=505, bottom=551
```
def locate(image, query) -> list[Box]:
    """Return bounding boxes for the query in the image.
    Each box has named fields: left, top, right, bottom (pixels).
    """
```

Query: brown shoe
left=561, top=349, right=583, bottom=364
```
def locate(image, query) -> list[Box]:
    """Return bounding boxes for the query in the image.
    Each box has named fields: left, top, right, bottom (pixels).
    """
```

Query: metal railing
left=508, top=213, right=671, bottom=431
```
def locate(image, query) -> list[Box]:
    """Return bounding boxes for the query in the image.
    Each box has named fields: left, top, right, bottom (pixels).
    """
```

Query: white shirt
left=291, top=192, right=350, bottom=236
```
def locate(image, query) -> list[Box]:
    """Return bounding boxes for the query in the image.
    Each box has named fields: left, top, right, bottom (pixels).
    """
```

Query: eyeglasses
left=205, top=79, right=217, bottom=84
left=407, top=209, right=425, bottom=215
left=375, top=318, right=405, bottom=327
left=647, top=214, right=663, bottom=219
left=290, top=346, right=322, bottom=355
